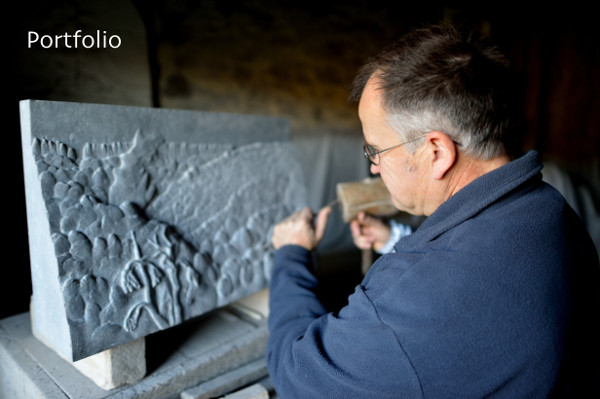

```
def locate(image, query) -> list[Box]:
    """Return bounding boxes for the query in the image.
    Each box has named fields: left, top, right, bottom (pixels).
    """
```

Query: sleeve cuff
left=375, top=220, right=413, bottom=254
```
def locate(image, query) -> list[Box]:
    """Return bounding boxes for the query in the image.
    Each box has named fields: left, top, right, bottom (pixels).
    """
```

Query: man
left=266, top=25, right=599, bottom=398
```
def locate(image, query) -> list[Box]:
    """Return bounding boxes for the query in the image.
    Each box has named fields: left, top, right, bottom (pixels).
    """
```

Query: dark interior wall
left=142, top=1, right=437, bottom=129
left=4, top=1, right=599, bottom=319
left=489, top=8, right=600, bottom=170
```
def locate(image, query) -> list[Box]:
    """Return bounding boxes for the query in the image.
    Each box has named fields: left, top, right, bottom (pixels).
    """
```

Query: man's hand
left=350, top=212, right=391, bottom=252
left=272, top=206, right=332, bottom=251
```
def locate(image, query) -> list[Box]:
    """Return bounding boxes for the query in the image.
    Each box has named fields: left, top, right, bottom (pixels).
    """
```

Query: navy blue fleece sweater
left=266, top=151, right=600, bottom=398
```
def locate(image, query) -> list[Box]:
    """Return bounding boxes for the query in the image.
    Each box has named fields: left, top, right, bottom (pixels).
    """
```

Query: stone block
left=20, top=100, right=306, bottom=361
left=1, top=320, right=68, bottom=399
left=72, top=337, right=146, bottom=390
left=228, top=288, right=270, bottom=322
left=0, top=309, right=269, bottom=399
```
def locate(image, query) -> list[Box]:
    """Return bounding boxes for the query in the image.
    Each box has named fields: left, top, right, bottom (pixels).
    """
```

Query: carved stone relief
left=20, top=100, right=306, bottom=360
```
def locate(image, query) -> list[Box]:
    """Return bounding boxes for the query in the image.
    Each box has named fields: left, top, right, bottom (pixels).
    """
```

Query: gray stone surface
left=20, top=100, right=306, bottom=361
left=218, top=383, right=269, bottom=399
left=0, top=309, right=269, bottom=399
left=180, top=358, right=268, bottom=399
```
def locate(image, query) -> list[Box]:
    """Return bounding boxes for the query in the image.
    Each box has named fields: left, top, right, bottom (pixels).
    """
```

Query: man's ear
left=426, top=131, right=457, bottom=180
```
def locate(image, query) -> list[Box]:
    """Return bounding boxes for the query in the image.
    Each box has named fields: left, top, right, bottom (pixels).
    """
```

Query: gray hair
left=350, top=25, right=523, bottom=160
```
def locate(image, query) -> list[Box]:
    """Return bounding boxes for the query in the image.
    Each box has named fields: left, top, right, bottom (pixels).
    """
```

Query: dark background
left=4, top=1, right=599, bottom=319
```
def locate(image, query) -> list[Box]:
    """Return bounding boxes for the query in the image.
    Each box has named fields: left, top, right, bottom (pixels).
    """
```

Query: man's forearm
left=268, top=245, right=327, bottom=333
left=266, top=245, right=327, bottom=374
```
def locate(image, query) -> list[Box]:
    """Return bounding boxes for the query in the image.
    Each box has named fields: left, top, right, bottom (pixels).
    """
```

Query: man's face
left=358, top=77, right=428, bottom=215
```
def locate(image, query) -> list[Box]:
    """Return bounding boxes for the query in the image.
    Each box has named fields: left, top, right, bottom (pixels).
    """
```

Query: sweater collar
left=395, top=150, right=543, bottom=250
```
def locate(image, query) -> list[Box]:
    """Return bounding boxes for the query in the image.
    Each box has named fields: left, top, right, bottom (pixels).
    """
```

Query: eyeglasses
left=363, top=134, right=428, bottom=166
left=364, top=134, right=463, bottom=165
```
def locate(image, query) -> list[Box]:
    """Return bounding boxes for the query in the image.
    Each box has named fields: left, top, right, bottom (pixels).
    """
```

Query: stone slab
left=180, top=358, right=268, bottom=399
left=220, top=383, right=269, bottom=399
left=0, top=309, right=269, bottom=399
left=19, top=100, right=306, bottom=361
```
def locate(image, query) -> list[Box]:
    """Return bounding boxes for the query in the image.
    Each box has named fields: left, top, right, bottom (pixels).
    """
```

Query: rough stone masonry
left=20, top=100, right=306, bottom=361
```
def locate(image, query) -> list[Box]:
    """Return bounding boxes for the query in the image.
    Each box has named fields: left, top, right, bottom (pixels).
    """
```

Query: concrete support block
left=73, top=337, right=146, bottom=390
left=228, top=289, right=270, bottom=322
